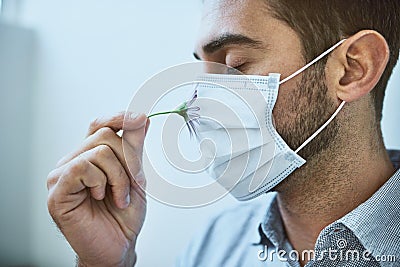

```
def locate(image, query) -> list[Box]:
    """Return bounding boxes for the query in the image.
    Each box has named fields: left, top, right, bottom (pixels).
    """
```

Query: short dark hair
left=266, top=0, right=400, bottom=122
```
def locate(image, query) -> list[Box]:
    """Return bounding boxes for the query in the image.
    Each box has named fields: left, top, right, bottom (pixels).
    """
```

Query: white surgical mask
left=194, top=40, right=346, bottom=201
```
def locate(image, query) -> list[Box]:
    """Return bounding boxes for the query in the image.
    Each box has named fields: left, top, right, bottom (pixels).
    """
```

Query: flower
left=148, top=89, right=200, bottom=136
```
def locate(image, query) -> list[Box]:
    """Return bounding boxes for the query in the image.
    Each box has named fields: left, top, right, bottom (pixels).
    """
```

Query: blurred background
left=0, top=1, right=398, bottom=266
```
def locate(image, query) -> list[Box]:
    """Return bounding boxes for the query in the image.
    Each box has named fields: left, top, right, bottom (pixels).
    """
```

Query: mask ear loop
left=295, top=101, right=345, bottom=153
left=279, top=39, right=347, bottom=85
left=278, top=39, right=347, bottom=153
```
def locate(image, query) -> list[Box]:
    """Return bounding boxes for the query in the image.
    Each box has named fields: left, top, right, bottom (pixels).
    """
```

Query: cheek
left=272, top=79, right=302, bottom=131
left=272, top=93, right=289, bottom=136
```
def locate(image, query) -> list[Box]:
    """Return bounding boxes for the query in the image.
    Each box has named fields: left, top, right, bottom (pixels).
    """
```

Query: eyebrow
left=193, top=33, right=264, bottom=60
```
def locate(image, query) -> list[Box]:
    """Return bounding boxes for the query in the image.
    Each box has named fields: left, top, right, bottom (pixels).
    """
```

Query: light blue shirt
left=176, top=151, right=400, bottom=267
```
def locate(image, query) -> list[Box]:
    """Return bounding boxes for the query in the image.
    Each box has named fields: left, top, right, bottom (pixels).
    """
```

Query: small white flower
left=148, top=89, right=200, bottom=136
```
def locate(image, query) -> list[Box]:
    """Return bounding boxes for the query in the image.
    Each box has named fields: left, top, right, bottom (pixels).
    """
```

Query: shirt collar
left=388, top=149, right=400, bottom=170
left=339, top=168, right=400, bottom=258
left=258, top=150, right=400, bottom=257
left=259, top=193, right=284, bottom=248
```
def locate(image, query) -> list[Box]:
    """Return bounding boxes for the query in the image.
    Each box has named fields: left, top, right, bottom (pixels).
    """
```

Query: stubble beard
left=272, top=62, right=341, bottom=194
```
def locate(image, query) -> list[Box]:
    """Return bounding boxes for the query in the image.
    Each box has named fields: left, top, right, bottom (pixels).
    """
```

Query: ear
left=326, top=30, right=390, bottom=103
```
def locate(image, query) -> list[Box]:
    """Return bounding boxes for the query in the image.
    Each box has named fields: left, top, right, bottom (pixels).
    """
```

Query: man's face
left=194, top=0, right=339, bottom=158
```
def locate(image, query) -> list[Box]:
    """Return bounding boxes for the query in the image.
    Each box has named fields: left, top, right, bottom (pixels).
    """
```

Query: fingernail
left=128, top=112, right=139, bottom=120
left=125, top=194, right=131, bottom=207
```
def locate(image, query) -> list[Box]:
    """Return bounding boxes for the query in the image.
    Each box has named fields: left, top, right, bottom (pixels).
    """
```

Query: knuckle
left=46, top=169, right=60, bottom=190
left=47, top=190, right=61, bottom=221
left=95, top=144, right=113, bottom=159
left=47, top=200, right=64, bottom=229
left=47, top=194, right=56, bottom=217
left=55, top=156, right=66, bottom=168
left=96, top=127, right=115, bottom=139
left=67, top=158, right=89, bottom=176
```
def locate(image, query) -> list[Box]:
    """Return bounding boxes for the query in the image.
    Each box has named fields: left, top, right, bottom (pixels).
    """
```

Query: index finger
left=86, top=112, right=148, bottom=137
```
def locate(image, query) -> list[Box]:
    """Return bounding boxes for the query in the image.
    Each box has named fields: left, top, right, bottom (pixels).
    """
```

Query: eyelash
left=226, top=57, right=247, bottom=72
left=232, top=63, right=246, bottom=72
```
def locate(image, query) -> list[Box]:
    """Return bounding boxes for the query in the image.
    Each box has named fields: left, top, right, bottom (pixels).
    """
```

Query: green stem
left=147, top=110, right=179, bottom=118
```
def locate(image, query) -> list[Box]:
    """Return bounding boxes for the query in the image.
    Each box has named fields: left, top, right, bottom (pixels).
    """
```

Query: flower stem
left=147, top=110, right=179, bottom=118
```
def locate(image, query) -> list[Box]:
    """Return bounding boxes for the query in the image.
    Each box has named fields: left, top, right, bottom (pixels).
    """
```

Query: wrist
left=76, top=252, right=137, bottom=267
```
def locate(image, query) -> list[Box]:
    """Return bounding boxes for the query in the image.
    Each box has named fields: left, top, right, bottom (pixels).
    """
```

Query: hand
left=47, top=112, right=149, bottom=267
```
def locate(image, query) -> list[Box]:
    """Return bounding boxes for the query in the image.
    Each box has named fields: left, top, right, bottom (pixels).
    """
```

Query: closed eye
left=229, top=63, right=247, bottom=73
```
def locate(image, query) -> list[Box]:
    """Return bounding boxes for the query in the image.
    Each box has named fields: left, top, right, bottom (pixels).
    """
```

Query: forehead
left=196, top=0, right=304, bottom=74
left=199, top=0, right=270, bottom=39
left=197, top=0, right=290, bottom=50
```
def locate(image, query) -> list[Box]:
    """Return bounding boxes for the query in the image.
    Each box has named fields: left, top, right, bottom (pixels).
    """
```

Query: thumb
left=122, top=117, right=149, bottom=190
left=122, top=115, right=148, bottom=155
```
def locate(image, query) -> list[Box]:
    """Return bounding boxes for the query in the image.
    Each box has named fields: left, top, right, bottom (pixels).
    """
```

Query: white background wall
left=0, top=1, right=399, bottom=267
